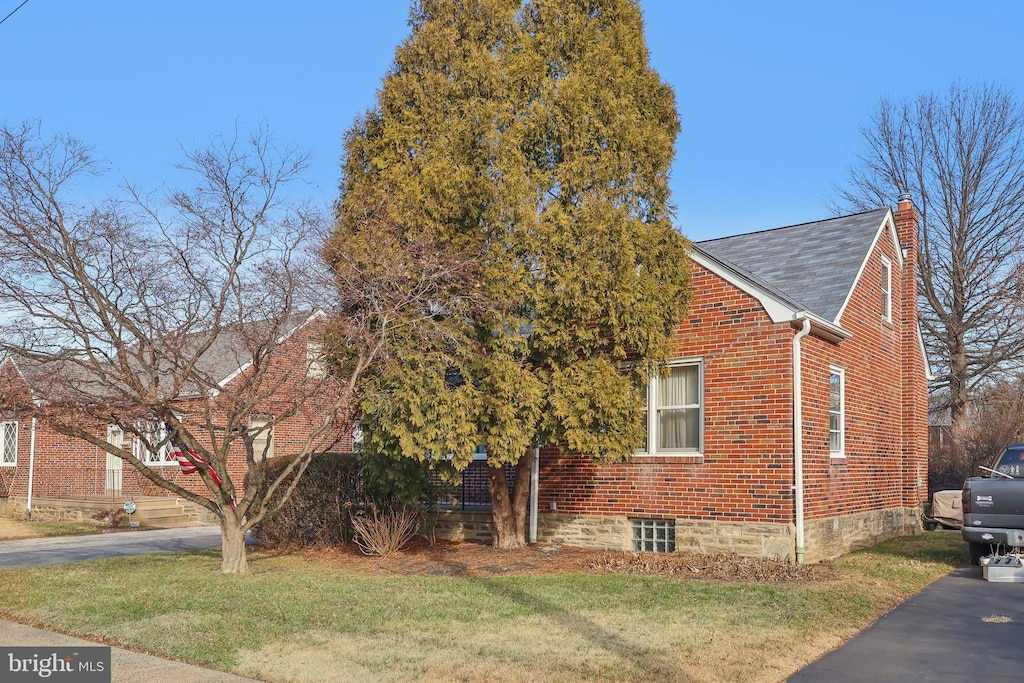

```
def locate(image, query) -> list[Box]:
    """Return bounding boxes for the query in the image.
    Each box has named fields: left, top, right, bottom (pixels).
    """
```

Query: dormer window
left=880, top=256, right=892, bottom=322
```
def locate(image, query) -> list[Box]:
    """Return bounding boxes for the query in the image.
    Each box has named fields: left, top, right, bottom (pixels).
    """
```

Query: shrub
left=92, top=509, right=127, bottom=528
left=251, top=453, right=362, bottom=547
left=350, top=504, right=420, bottom=557
left=251, top=450, right=443, bottom=548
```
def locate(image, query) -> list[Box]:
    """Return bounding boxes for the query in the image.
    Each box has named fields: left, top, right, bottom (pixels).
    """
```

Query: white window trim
left=1, top=420, right=17, bottom=467
left=880, top=255, right=893, bottom=322
left=107, top=424, right=124, bottom=450
left=351, top=421, right=365, bottom=453
left=250, top=415, right=274, bottom=461
left=306, top=341, right=327, bottom=379
left=133, top=420, right=175, bottom=466
left=637, top=358, right=704, bottom=456
left=829, top=365, right=845, bottom=458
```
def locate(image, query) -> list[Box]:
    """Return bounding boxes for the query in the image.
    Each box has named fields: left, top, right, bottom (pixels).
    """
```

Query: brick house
left=527, top=196, right=929, bottom=563
left=0, top=311, right=352, bottom=522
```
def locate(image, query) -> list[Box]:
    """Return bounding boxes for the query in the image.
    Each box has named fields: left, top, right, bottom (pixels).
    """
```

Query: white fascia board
left=1, top=356, right=43, bottom=404
left=919, top=325, right=935, bottom=381
left=689, top=252, right=848, bottom=341
left=689, top=251, right=800, bottom=324
left=275, top=309, right=326, bottom=346
left=217, top=360, right=252, bottom=390
left=217, top=309, right=326, bottom=389
left=835, top=210, right=903, bottom=325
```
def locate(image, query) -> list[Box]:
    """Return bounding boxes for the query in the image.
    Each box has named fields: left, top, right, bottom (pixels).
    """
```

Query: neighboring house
left=0, top=311, right=354, bottom=521
left=531, top=196, right=929, bottom=563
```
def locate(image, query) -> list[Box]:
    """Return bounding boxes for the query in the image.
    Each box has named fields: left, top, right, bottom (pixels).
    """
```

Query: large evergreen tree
left=330, top=0, right=691, bottom=548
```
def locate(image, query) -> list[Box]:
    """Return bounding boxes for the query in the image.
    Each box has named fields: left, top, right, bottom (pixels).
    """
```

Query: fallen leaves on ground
left=277, top=539, right=826, bottom=583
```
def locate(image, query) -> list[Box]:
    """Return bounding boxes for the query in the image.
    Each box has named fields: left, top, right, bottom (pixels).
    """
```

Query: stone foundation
left=538, top=513, right=632, bottom=550
left=5, top=496, right=218, bottom=527
left=421, top=507, right=922, bottom=563
left=674, top=519, right=794, bottom=561
left=803, top=507, right=922, bottom=563
left=432, top=509, right=496, bottom=543
left=6, top=496, right=115, bottom=522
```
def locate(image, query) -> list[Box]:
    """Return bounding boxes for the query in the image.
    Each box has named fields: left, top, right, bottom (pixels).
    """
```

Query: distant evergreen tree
left=330, top=0, right=691, bottom=548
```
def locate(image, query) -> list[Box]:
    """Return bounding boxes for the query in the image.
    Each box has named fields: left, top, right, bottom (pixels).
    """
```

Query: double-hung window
left=829, top=366, right=845, bottom=456
left=1, top=420, right=17, bottom=466
left=639, top=360, right=703, bottom=455
left=880, top=256, right=892, bottom=322
left=251, top=416, right=274, bottom=461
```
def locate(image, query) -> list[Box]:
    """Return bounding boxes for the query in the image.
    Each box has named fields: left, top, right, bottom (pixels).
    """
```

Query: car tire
left=968, top=542, right=990, bottom=565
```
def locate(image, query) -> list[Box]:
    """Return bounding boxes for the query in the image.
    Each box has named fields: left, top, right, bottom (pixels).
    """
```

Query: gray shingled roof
left=696, top=208, right=890, bottom=322
left=5, top=311, right=318, bottom=400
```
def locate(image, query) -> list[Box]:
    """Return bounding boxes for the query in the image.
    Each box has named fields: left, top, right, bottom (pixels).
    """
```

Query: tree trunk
left=488, top=450, right=533, bottom=550
left=220, top=511, right=248, bottom=574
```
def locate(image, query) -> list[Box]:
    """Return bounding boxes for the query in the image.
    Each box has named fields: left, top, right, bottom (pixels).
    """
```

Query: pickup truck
left=962, top=443, right=1024, bottom=564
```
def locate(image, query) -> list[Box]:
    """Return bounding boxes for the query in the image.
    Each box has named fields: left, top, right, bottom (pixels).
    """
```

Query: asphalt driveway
left=0, top=526, right=225, bottom=569
left=791, top=563, right=1024, bottom=681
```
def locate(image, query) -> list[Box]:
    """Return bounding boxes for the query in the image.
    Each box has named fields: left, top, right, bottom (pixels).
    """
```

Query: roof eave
left=216, top=309, right=325, bottom=388
left=690, top=249, right=851, bottom=342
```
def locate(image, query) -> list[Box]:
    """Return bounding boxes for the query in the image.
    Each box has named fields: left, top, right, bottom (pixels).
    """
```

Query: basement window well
left=631, top=519, right=676, bottom=553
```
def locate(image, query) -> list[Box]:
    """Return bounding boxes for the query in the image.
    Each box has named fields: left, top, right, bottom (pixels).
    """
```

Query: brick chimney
left=894, top=193, right=928, bottom=512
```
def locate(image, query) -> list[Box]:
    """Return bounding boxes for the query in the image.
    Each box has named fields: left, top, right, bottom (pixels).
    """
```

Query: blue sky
left=2, top=1, right=1022, bottom=241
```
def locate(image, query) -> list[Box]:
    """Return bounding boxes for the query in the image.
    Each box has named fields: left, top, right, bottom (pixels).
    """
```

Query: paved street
left=791, top=564, right=1024, bottom=681
left=0, top=526, right=224, bottom=569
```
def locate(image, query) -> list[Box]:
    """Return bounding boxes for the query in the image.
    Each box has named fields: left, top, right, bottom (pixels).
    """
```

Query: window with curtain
left=637, top=360, right=703, bottom=455
left=133, top=420, right=171, bottom=464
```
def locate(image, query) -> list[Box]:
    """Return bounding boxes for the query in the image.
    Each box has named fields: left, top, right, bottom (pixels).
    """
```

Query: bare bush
left=930, top=377, right=1024, bottom=489
left=91, top=508, right=127, bottom=529
left=350, top=505, right=420, bottom=558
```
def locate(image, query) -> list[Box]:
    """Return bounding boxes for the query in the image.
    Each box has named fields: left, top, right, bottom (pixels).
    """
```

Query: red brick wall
left=539, top=262, right=797, bottom=524
left=801, top=218, right=905, bottom=520
left=2, top=318, right=353, bottom=505
left=896, top=199, right=929, bottom=507
left=539, top=211, right=929, bottom=536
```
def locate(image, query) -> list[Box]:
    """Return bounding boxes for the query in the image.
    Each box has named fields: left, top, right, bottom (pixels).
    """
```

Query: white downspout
left=26, top=417, right=37, bottom=515
left=528, top=445, right=540, bottom=543
left=793, top=318, right=811, bottom=565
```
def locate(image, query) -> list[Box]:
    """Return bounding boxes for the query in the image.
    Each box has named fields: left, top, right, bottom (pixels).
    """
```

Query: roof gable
left=696, top=208, right=892, bottom=323
left=833, top=214, right=903, bottom=324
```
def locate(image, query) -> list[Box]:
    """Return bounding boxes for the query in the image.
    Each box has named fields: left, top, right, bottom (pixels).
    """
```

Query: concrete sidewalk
left=0, top=619, right=257, bottom=682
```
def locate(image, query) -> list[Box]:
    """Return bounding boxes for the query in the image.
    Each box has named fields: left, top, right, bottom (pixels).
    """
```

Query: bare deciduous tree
left=0, top=121, right=472, bottom=573
left=835, top=82, right=1024, bottom=429
left=930, top=376, right=1024, bottom=489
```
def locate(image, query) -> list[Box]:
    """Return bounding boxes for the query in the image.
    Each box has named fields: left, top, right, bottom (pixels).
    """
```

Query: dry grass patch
left=0, top=530, right=968, bottom=682
left=0, top=517, right=101, bottom=540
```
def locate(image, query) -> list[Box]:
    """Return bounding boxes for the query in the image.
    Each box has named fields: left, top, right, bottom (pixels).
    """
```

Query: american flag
left=166, top=424, right=223, bottom=489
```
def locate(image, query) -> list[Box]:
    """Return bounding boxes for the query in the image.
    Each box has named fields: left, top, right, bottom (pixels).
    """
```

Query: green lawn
left=0, top=531, right=967, bottom=682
